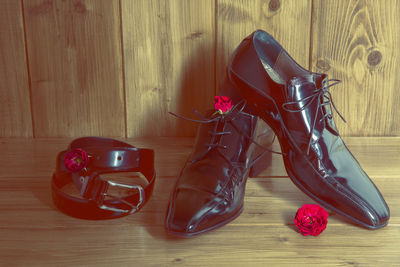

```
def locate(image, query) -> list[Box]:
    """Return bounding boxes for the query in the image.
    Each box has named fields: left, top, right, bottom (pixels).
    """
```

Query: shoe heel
left=249, top=148, right=272, bottom=177
left=249, top=119, right=275, bottom=177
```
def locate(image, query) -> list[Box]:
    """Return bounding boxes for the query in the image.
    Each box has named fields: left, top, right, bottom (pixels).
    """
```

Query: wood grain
left=1, top=136, right=398, bottom=179
left=1, top=225, right=399, bottom=266
left=0, top=0, right=32, bottom=137
left=0, top=137, right=399, bottom=266
left=121, top=0, right=215, bottom=137
left=23, top=0, right=125, bottom=137
left=216, top=0, right=312, bottom=90
left=2, top=0, right=400, bottom=138
left=311, top=0, right=400, bottom=136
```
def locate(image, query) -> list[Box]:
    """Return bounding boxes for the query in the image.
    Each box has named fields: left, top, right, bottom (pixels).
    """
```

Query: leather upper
left=229, top=29, right=390, bottom=228
left=166, top=109, right=260, bottom=235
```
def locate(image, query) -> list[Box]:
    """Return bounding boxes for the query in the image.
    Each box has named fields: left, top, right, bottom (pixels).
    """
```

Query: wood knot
left=269, top=0, right=280, bottom=11
left=29, top=0, right=53, bottom=16
left=367, top=50, right=382, bottom=66
left=186, top=32, right=204, bottom=40
left=278, top=236, right=289, bottom=242
left=316, top=59, right=330, bottom=71
left=73, top=1, right=87, bottom=14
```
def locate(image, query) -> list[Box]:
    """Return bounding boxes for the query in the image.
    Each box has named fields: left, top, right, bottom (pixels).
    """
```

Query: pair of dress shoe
left=165, top=30, right=390, bottom=237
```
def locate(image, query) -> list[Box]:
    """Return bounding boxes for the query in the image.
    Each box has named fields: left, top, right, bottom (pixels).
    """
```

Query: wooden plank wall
left=0, top=0, right=32, bottom=137
left=1, top=0, right=399, bottom=138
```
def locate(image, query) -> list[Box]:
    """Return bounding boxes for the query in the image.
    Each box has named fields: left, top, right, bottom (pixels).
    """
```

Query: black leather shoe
left=228, top=29, right=390, bottom=229
left=165, top=102, right=274, bottom=237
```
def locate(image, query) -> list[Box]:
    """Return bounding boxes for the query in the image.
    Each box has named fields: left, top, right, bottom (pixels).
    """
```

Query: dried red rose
left=214, top=96, right=232, bottom=114
left=64, top=148, right=89, bottom=173
left=294, top=204, right=329, bottom=236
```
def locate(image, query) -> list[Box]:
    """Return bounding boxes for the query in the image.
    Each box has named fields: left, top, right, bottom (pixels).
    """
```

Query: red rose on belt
left=214, top=96, right=232, bottom=115
left=294, top=204, right=329, bottom=236
left=64, top=148, right=89, bottom=173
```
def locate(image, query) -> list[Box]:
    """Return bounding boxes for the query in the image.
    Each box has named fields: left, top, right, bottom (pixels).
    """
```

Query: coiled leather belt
left=51, top=137, right=156, bottom=219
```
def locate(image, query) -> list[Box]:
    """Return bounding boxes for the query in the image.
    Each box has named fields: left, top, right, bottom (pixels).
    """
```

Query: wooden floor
left=1, top=137, right=399, bottom=266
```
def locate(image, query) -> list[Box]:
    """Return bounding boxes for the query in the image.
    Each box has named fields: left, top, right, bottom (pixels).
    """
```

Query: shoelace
left=169, top=100, right=246, bottom=150
left=169, top=101, right=279, bottom=186
left=281, top=79, right=346, bottom=155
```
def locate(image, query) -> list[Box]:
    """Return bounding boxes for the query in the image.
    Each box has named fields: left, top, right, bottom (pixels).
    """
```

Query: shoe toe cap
left=340, top=176, right=390, bottom=229
left=360, top=197, right=390, bottom=229
left=165, top=188, right=216, bottom=236
left=327, top=177, right=390, bottom=229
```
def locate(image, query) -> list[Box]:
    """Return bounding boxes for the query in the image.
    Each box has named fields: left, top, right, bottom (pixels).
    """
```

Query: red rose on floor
left=294, top=204, right=329, bottom=236
left=214, top=96, right=232, bottom=114
left=64, top=148, right=89, bottom=173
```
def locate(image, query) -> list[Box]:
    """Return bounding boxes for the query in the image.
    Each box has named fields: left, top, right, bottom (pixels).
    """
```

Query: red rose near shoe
left=214, top=95, right=232, bottom=114
left=294, top=204, right=329, bottom=236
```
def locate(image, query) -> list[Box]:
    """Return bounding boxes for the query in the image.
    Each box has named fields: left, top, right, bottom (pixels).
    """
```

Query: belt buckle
left=98, top=180, right=144, bottom=214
